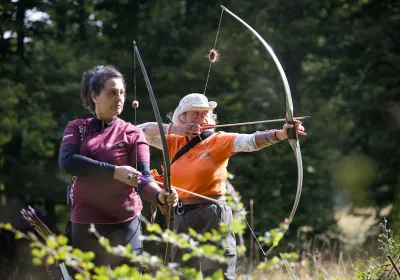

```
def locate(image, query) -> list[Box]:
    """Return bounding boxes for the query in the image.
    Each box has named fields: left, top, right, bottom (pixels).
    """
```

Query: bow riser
left=132, top=41, right=173, bottom=264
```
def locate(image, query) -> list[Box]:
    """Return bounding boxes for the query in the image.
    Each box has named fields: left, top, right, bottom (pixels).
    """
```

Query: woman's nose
left=116, top=92, right=124, bottom=101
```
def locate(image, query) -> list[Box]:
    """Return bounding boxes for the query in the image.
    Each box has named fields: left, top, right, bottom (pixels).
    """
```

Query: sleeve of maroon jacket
left=58, top=119, right=115, bottom=178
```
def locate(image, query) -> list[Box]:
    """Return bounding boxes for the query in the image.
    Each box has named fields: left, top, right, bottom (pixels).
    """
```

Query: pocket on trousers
left=224, top=246, right=236, bottom=256
left=224, top=233, right=237, bottom=256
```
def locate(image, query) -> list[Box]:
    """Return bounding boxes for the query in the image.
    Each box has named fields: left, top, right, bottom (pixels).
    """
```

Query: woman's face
left=92, top=78, right=125, bottom=121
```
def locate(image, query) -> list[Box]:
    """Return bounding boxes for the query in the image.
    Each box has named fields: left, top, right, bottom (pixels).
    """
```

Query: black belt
left=175, top=203, right=211, bottom=215
left=175, top=202, right=232, bottom=215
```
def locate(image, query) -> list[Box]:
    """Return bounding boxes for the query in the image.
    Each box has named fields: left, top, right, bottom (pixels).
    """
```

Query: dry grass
left=235, top=205, right=382, bottom=280
left=233, top=248, right=371, bottom=280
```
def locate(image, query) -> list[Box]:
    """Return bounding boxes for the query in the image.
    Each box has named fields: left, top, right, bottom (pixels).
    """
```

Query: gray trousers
left=171, top=203, right=237, bottom=279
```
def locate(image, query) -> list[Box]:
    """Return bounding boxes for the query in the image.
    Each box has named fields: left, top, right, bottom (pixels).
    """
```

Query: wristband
left=275, top=130, right=283, bottom=141
left=156, top=191, right=165, bottom=205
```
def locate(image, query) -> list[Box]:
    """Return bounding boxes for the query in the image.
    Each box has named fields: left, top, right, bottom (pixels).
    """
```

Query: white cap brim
left=172, top=101, right=217, bottom=123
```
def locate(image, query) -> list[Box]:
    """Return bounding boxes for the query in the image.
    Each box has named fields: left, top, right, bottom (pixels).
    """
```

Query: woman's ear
left=91, top=92, right=97, bottom=103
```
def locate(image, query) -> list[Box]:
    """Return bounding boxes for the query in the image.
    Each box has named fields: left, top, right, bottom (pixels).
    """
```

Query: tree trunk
left=16, top=0, right=26, bottom=57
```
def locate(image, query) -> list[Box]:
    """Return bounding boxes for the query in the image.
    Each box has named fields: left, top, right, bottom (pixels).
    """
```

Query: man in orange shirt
left=139, top=93, right=306, bottom=279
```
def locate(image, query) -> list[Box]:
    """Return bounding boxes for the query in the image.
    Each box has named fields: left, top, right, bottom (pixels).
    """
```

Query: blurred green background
left=0, top=0, right=399, bottom=278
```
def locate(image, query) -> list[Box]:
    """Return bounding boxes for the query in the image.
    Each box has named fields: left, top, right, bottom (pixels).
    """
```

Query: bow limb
left=132, top=41, right=173, bottom=263
left=221, top=6, right=303, bottom=256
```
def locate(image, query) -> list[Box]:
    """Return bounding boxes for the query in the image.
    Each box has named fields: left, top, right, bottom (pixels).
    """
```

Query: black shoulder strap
left=171, top=131, right=214, bottom=165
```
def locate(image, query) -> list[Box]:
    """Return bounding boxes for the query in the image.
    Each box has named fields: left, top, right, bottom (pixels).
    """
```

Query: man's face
left=183, top=110, right=209, bottom=125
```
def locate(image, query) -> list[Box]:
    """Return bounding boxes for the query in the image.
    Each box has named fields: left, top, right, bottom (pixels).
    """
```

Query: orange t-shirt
left=167, top=132, right=237, bottom=198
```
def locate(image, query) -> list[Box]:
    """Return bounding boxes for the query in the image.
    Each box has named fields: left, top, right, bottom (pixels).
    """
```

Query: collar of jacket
left=92, top=116, right=118, bottom=132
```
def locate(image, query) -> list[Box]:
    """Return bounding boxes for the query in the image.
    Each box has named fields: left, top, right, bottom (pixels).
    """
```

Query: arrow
left=203, top=116, right=310, bottom=129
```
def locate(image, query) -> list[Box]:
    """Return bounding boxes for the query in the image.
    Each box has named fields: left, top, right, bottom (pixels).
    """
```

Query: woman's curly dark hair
left=80, top=65, right=125, bottom=114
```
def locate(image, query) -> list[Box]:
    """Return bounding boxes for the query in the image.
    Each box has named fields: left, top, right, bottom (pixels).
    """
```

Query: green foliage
left=332, top=153, right=378, bottom=206
left=1, top=215, right=307, bottom=279
left=353, top=220, right=400, bottom=280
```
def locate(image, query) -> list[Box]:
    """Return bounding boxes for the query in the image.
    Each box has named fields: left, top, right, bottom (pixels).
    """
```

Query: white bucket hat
left=172, top=93, right=217, bottom=123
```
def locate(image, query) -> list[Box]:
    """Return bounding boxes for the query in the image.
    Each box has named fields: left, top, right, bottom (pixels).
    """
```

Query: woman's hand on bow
left=157, top=188, right=179, bottom=207
left=114, top=166, right=142, bottom=186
